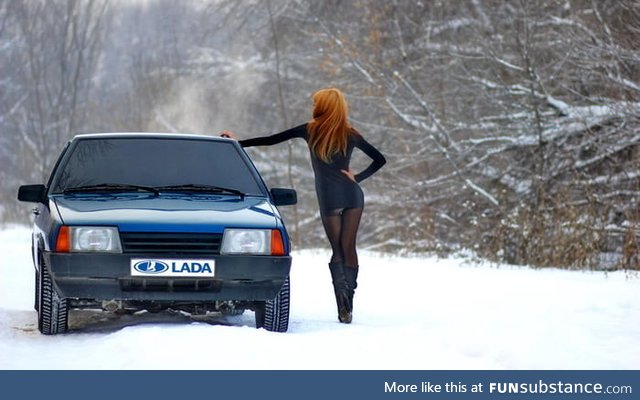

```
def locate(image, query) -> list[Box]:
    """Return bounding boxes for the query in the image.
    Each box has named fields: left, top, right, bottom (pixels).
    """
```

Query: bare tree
left=3, top=0, right=638, bottom=269
left=8, top=0, right=108, bottom=179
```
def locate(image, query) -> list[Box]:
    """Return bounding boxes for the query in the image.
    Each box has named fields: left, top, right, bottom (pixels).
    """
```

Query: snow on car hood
left=53, top=194, right=278, bottom=233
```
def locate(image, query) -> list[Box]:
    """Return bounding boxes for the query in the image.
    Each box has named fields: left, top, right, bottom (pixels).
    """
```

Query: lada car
left=18, top=133, right=297, bottom=334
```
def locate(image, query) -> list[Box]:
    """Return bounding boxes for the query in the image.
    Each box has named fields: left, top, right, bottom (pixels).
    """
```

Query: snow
left=1, top=226, right=639, bottom=370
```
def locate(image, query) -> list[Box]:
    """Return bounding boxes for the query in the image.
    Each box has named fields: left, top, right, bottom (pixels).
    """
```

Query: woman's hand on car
left=220, top=130, right=238, bottom=140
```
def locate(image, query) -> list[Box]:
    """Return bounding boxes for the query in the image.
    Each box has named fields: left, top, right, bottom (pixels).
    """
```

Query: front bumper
left=44, top=252, right=291, bottom=302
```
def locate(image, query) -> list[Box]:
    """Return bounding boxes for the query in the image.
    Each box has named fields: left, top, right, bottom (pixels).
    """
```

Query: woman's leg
left=321, top=209, right=351, bottom=322
left=340, top=208, right=363, bottom=268
left=320, top=207, right=363, bottom=265
left=338, top=208, right=363, bottom=315
left=320, top=209, right=344, bottom=263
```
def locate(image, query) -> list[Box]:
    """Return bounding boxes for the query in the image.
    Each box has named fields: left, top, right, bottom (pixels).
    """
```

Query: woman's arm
left=227, top=124, right=307, bottom=148
left=353, top=135, right=386, bottom=183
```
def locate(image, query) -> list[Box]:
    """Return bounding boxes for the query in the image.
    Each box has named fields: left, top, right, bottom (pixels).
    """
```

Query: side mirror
left=270, top=188, right=297, bottom=206
left=18, top=184, right=47, bottom=203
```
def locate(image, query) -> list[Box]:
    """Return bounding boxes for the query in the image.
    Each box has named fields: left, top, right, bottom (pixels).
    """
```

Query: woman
left=221, top=88, right=385, bottom=323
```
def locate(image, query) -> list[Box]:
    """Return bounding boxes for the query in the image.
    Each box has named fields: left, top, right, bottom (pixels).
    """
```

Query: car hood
left=52, top=194, right=277, bottom=233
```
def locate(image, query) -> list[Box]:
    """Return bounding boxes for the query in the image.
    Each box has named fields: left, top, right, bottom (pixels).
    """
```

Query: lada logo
left=133, top=260, right=169, bottom=274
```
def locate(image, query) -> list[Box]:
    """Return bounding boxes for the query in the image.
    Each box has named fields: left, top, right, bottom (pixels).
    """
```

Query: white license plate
left=130, top=258, right=215, bottom=277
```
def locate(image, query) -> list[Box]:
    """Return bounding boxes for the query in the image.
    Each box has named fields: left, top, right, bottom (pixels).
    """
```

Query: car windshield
left=50, top=137, right=264, bottom=196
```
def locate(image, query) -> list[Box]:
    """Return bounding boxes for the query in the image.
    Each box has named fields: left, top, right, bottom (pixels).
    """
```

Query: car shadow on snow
left=66, top=309, right=256, bottom=334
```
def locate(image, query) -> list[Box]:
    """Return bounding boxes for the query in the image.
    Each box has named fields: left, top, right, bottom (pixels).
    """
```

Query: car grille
left=120, top=278, right=223, bottom=292
left=120, top=232, right=223, bottom=254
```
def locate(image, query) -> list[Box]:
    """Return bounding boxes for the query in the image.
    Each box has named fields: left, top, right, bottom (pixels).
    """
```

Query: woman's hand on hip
left=341, top=169, right=356, bottom=182
left=220, top=130, right=238, bottom=140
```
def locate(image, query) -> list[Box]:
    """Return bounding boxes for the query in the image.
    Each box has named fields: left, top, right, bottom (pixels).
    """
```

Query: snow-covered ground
left=0, top=225, right=638, bottom=370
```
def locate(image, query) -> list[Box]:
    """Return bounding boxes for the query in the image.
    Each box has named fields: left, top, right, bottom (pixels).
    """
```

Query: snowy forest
left=1, top=0, right=638, bottom=270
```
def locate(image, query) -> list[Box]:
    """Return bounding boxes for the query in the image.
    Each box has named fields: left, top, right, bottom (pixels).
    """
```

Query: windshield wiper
left=63, top=183, right=160, bottom=195
left=157, top=184, right=245, bottom=199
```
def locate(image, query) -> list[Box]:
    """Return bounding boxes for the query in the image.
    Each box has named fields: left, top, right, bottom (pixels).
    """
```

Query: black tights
left=320, top=208, right=363, bottom=267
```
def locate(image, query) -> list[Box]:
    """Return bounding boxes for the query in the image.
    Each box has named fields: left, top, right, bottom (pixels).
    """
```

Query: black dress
left=239, top=123, right=386, bottom=215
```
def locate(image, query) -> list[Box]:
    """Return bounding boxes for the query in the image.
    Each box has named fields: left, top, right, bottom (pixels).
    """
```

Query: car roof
left=72, top=132, right=232, bottom=142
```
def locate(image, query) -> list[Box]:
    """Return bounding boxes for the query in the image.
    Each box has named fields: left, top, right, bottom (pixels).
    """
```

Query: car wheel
left=34, top=269, right=40, bottom=312
left=38, top=261, right=69, bottom=335
left=254, top=276, right=290, bottom=333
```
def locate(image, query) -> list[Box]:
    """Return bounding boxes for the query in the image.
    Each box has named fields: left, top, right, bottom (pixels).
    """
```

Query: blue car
left=18, top=133, right=297, bottom=334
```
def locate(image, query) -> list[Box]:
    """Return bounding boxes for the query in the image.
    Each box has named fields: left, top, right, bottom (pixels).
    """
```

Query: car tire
left=37, top=261, right=69, bottom=335
left=34, top=269, right=40, bottom=312
left=254, top=276, right=290, bottom=332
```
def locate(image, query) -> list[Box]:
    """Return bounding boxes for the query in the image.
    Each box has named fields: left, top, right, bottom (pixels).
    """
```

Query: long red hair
left=307, top=88, right=352, bottom=163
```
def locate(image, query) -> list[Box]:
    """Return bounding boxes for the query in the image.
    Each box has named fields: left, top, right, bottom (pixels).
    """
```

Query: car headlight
left=55, top=226, right=122, bottom=253
left=221, top=229, right=286, bottom=255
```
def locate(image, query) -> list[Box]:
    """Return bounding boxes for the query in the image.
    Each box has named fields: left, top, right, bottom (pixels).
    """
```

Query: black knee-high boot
left=344, top=265, right=359, bottom=314
left=328, top=262, right=352, bottom=323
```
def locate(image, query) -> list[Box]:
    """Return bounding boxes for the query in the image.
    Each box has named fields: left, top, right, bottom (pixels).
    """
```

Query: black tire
left=37, top=262, right=69, bottom=335
left=254, top=277, right=290, bottom=332
left=34, top=269, right=40, bottom=312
